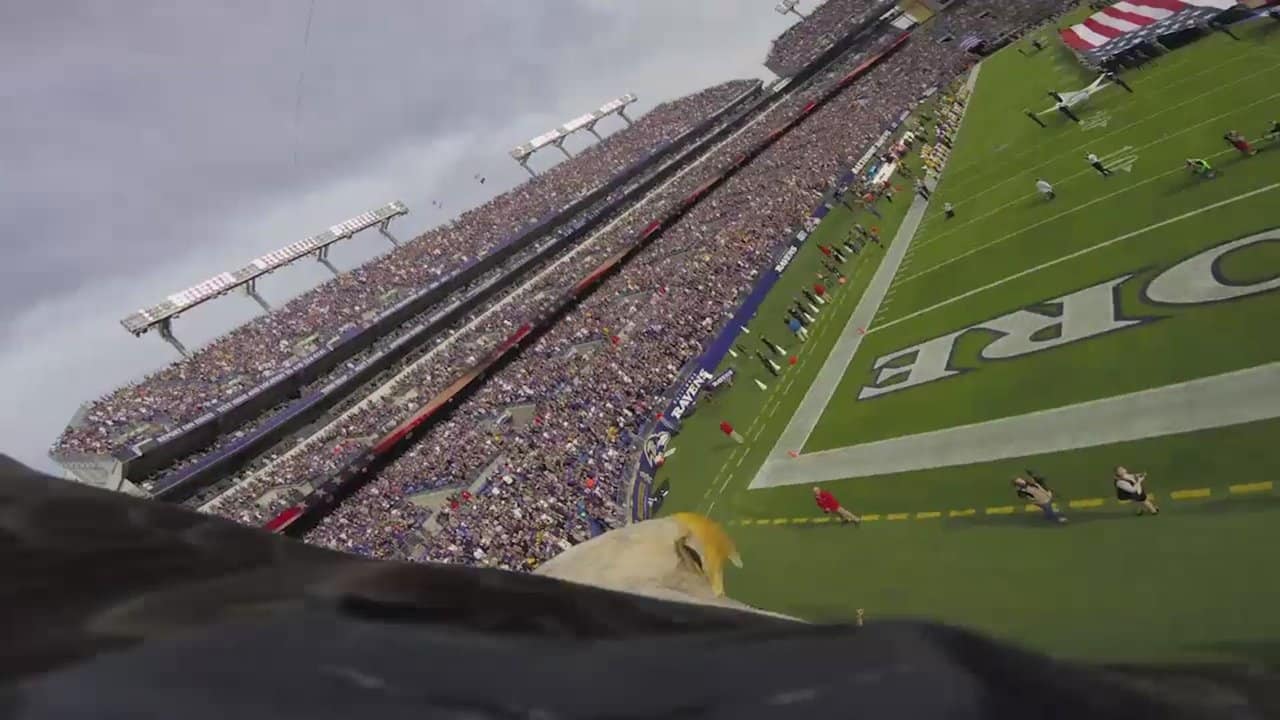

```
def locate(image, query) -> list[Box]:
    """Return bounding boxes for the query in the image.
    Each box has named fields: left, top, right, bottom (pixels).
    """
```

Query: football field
left=656, top=16, right=1280, bottom=665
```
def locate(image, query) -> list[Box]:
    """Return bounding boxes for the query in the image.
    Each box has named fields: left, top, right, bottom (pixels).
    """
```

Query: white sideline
left=750, top=361, right=1280, bottom=488
left=759, top=64, right=984, bottom=467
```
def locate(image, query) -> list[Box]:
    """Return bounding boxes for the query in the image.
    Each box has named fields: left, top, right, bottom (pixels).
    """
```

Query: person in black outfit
left=1207, top=18, right=1240, bottom=40
left=1087, top=152, right=1113, bottom=177
left=1104, top=71, right=1133, bottom=93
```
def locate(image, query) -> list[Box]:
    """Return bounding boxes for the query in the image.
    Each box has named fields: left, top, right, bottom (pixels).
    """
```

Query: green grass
left=727, top=497, right=1280, bottom=664
left=656, top=16, right=1280, bottom=666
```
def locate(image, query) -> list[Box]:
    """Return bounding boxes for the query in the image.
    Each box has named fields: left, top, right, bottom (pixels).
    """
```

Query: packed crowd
left=163, top=91, right=763, bottom=500
left=53, top=79, right=757, bottom=457
left=934, top=0, right=1076, bottom=45
left=203, top=1, right=1075, bottom=570
left=764, top=0, right=883, bottom=77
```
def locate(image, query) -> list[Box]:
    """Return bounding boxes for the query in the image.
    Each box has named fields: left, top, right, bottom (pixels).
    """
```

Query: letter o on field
left=1145, top=229, right=1280, bottom=305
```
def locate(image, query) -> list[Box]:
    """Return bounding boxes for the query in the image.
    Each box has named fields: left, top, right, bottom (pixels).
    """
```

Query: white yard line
left=939, top=55, right=1280, bottom=198
left=751, top=361, right=1280, bottom=488
left=913, top=88, right=1280, bottom=250
left=873, top=182, right=1280, bottom=334
left=940, top=48, right=1253, bottom=179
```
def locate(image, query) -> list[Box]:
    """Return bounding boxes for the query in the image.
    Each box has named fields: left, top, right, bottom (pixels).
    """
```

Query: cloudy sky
left=0, top=1, right=796, bottom=473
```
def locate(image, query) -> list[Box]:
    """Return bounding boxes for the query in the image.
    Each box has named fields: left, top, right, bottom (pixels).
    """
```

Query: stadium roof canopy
left=509, top=93, right=637, bottom=161
left=120, top=201, right=409, bottom=336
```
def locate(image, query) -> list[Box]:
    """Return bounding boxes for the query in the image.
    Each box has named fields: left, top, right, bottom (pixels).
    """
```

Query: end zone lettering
left=860, top=229, right=1280, bottom=400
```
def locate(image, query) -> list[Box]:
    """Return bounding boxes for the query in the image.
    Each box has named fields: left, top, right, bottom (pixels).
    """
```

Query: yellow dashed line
left=727, top=483, right=1271, bottom=529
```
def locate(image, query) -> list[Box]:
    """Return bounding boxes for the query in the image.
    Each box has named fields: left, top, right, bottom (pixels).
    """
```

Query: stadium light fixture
left=775, top=0, right=806, bottom=20
left=508, top=94, right=638, bottom=172
left=120, top=201, right=410, bottom=351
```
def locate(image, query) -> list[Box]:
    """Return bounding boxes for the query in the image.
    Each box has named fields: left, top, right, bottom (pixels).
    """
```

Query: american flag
left=1059, top=0, right=1238, bottom=60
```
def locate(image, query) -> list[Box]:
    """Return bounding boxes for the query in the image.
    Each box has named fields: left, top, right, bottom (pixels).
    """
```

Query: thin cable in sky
left=292, top=0, right=316, bottom=168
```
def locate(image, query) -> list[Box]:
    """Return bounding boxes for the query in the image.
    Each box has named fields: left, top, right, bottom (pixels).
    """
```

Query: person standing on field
left=813, top=487, right=861, bottom=525
left=1186, top=157, right=1217, bottom=179
left=1114, top=466, right=1160, bottom=515
left=1013, top=475, right=1067, bottom=524
left=1224, top=130, right=1256, bottom=157
left=1087, top=152, right=1113, bottom=177
left=719, top=420, right=745, bottom=445
left=1103, top=70, right=1133, bottom=93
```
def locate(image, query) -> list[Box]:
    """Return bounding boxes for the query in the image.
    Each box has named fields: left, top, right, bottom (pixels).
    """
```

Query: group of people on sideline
left=812, top=466, right=1159, bottom=526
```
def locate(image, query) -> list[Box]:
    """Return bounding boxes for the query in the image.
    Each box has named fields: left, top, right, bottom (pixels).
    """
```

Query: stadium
left=7, top=0, right=1280, bottom=714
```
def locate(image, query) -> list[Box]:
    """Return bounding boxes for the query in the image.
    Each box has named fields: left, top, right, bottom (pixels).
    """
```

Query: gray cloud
left=0, top=0, right=796, bottom=472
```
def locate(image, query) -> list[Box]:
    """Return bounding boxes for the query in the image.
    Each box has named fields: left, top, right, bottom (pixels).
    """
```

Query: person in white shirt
left=1087, top=152, right=1113, bottom=177
left=1114, top=466, right=1159, bottom=515
left=1035, top=178, right=1055, bottom=200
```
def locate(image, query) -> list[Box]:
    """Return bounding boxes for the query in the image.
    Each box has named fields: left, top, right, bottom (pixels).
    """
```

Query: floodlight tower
left=510, top=147, right=538, bottom=177
left=775, top=0, right=807, bottom=20
left=242, top=279, right=271, bottom=311
left=552, top=137, right=574, bottom=160
left=314, top=246, right=340, bottom=276
left=156, top=319, right=189, bottom=357
left=378, top=218, right=401, bottom=246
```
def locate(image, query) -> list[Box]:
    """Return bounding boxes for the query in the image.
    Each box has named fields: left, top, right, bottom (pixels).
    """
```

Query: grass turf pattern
left=655, top=14, right=1280, bottom=665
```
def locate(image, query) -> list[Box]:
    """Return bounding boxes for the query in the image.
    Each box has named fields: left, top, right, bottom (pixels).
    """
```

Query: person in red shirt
left=813, top=486, right=861, bottom=525
left=719, top=420, right=744, bottom=444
